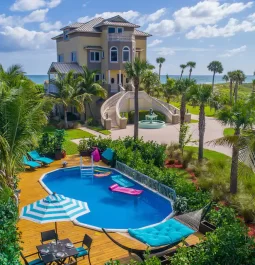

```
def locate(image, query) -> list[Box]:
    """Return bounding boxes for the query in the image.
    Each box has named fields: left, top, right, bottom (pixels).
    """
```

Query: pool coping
left=39, top=165, right=175, bottom=232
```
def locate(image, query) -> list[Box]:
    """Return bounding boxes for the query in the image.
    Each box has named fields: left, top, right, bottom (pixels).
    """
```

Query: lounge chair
left=23, top=156, right=41, bottom=169
left=28, top=151, right=54, bottom=165
left=102, top=203, right=212, bottom=261
left=101, top=148, right=115, bottom=166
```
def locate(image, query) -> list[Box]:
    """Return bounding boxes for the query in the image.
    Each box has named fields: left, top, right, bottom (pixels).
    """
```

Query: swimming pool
left=40, top=166, right=173, bottom=231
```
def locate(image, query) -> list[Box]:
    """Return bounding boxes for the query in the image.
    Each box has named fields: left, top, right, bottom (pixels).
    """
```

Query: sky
left=0, top=0, right=255, bottom=75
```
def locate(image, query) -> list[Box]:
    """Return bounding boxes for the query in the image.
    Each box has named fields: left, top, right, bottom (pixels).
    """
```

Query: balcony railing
left=108, top=33, right=134, bottom=42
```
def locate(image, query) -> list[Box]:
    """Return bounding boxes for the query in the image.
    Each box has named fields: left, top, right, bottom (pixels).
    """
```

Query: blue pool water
left=42, top=167, right=173, bottom=230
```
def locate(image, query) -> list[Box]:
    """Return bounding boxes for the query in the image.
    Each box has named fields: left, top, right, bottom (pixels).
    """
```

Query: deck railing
left=115, top=161, right=176, bottom=201
left=108, top=33, right=134, bottom=42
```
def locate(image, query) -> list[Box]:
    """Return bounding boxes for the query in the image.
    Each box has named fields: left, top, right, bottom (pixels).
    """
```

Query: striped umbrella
left=20, top=193, right=90, bottom=234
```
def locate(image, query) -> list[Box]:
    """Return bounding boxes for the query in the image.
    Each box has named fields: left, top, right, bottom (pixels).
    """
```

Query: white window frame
left=122, top=46, right=130, bottom=62
left=71, top=51, right=77, bottom=62
left=108, top=27, right=116, bottom=34
left=117, top=27, right=124, bottom=34
left=110, top=46, right=118, bottom=63
left=90, top=51, right=101, bottom=62
left=94, top=74, right=101, bottom=82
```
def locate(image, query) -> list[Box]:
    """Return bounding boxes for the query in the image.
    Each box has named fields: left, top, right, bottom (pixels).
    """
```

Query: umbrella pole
left=55, top=222, right=58, bottom=242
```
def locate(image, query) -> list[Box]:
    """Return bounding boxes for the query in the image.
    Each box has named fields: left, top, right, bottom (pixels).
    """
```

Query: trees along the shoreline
left=141, top=71, right=160, bottom=96
left=156, top=57, right=165, bottom=80
left=232, top=70, right=246, bottom=103
left=180, top=64, right=187, bottom=80
left=207, top=61, right=224, bottom=91
left=187, top=84, right=213, bottom=161
left=162, top=77, right=177, bottom=103
left=125, top=58, right=153, bottom=140
left=186, top=61, right=196, bottom=80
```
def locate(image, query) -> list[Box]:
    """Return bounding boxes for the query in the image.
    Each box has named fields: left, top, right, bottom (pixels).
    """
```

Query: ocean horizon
left=27, top=74, right=255, bottom=85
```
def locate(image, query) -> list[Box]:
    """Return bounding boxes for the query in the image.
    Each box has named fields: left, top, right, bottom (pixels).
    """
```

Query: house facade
left=47, top=15, right=151, bottom=94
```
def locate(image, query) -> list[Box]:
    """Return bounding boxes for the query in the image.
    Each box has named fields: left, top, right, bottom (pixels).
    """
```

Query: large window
left=122, top=47, right=130, bottom=62
left=117, top=27, right=123, bottom=33
left=58, top=54, right=64, bottom=62
left=90, top=51, right=100, bottom=62
left=110, top=47, right=118, bottom=62
left=71, top=51, right=77, bottom=62
left=108, top=27, right=115, bottom=33
left=94, top=74, right=100, bottom=82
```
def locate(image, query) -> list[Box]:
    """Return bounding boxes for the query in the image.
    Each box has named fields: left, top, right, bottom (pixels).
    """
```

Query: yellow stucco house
left=47, top=15, right=151, bottom=95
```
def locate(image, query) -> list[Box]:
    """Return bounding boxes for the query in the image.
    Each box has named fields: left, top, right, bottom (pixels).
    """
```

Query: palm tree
left=222, top=74, right=229, bottom=83
left=78, top=66, right=107, bottom=119
left=226, top=71, right=235, bottom=105
left=186, top=61, right=196, bottom=80
left=156, top=57, right=166, bottom=80
left=50, top=71, right=89, bottom=129
left=125, top=58, right=152, bottom=139
left=187, top=84, right=213, bottom=161
left=162, top=78, right=176, bottom=103
left=180, top=64, right=187, bottom=80
left=232, top=70, right=246, bottom=103
left=211, top=102, right=255, bottom=194
left=141, top=71, right=160, bottom=96
left=207, top=61, right=223, bottom=90
left=0, top=64, right=26, bottom=88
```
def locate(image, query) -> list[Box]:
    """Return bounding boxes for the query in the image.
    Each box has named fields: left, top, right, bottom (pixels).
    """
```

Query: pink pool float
left=92, top=148, right=100, bottom=162
left=109, top=184, right=143, bottom=196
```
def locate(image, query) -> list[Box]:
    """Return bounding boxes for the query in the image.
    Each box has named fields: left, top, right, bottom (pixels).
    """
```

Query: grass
left=190, top=119, right=198, bottom=124
left=87, top=126, right=111, bottom=135
left=42, top=126, right=94, bottom=155
left=224, top=128, right=235, bottom=137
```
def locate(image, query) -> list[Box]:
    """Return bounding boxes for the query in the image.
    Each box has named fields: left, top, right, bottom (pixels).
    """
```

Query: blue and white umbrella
left=20, top=193, right=90, bottom=233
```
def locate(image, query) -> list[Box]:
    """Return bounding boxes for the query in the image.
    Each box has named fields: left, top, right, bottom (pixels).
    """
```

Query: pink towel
left=92, top=148, right=100, bottom=162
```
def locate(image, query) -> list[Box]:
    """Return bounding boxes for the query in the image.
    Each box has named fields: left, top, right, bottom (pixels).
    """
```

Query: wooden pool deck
left=19, top=155, right=202, bottom=265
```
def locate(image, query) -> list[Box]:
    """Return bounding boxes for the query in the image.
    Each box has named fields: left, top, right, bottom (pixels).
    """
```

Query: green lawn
left=87, top=126, right=111, bottom=135
left=190, top=119, right=198, bottom=124
left=43, top=126, right=94, bottom=155
left=223, top=128, right=235, bottom=136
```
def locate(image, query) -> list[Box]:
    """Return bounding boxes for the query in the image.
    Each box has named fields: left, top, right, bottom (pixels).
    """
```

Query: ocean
left=26, top=75, right=255, bottom=85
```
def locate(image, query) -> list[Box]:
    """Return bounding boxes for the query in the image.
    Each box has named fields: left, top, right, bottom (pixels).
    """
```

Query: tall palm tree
left=186, top=61, right=196, bottom=80
left=50, top=71, right=89, bottom=129
left=232, top=70, right=246, bottom=103
left=125, top=58, right=152, bottom=139
left=156, top=57, right=166, bottom=80
left=222, top=74, right=229, bottom=83
left=227, top=71, right=235, bottom=105
left=78, top=66, right=107, bottom=118
left=211, top=102, right=255, bottom=194
left=187, top=84, right=213, bottom=161
left=0, top=64, right=26, bottom=88
left=180, top=64, right=187, bottom=80
left=207, top=61, right=224, bottom=90
left=175, top=78, right=196, bottom=144
left=162, top=78, right=176, bottom=103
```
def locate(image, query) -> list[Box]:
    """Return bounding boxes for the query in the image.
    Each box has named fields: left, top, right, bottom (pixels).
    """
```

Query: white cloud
left=186, top=18, right=255, bottom=39
left=209, top=44, right=215, bottom=48
left=40, top=21, right=62, bottom=31
left=10, top=0, right=61, bottom=11
left=23, top=9, right=49, bottom=23
left=145, top=20, right=175, bottom=37
left=0, top=26, right=59, bottom=52
left=148, top=39, right=163, bottom=47
left=173, top=0, right=253, bottom=30
left=0, top=14, right=22, bottom=27
left=152, top=46, right=213, bottom=56
left=78, top=8, right=166, bottom=25
left=219, top=45, right=247, bottom=57
left=248, top=12, right=255, bottom=22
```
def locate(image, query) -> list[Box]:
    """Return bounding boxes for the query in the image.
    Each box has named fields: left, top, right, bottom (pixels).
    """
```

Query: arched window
left=110, top=47, right=118, bottom=62
left=122, top=46, right=130, bottom=62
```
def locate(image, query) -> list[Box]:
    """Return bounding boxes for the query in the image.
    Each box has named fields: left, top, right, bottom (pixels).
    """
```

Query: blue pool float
left=111, top=175, right=134, bottom=188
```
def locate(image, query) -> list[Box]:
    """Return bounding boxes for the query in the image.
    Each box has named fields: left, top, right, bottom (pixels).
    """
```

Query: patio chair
left=23, top=156, right=41, bottom=169
left=41, top=229, right=58, bottom=244
left=74, top=234, right=92, bottom=265
left=64, top=257, right=77, bottom=265
left=20, top=252, right=44, bottom=265
left=28, top=150, right=54, bottom=165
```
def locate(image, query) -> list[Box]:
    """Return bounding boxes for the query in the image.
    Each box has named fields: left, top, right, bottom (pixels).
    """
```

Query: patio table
left=37, top=238, right=78, bottom=265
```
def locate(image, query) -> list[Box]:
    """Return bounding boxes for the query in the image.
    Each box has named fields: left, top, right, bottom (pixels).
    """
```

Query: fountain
left=138, top=108, right=166, bottom=129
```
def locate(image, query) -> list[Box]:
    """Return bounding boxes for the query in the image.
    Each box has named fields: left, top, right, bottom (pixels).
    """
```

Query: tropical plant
left=179, top=123, right=192, bottom=156
left=227, top=71, right=235, bottom=105
left=0, top=64, right=26, bottom=88
left=156, top=57, right=165, bottom=79
left=49, top=71, right=89, bottom=129
left=222, top=74, right=229, bottom=83
left=211, top=102, right=255, bottom=194
left=207, top=61, right=223, bottom=90
left=141, top=71, right=160, bottom=96
left=252, top=79, right=255, bottom=93
left=232, top=70, right=246, bottom=103
left=174, top=196, right=188, bottom=214
left=162, top=78, right=176, bottom=103
left=186, top=61, right=196, bottom=79
left=78, top=66, right=107, bottom=118
left=187, top=84, right=213, bottom=161
left=179, top=64, right=187, bottom=80
left=125, top=58, right=152, bottom=139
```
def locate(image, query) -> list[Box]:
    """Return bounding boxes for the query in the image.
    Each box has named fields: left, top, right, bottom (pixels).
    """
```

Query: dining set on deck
left=19, top=193, right=92, bottom=265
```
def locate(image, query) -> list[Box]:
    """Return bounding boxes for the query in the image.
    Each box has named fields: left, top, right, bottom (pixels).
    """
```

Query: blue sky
left=0, top=0, right=254, bottom=75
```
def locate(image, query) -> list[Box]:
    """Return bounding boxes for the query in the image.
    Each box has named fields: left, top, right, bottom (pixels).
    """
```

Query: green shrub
left=207, top=206, right=237, bottom=226
left=127, top=110, right=166, bottom=124
left=174, top=196, right=188, bottom=214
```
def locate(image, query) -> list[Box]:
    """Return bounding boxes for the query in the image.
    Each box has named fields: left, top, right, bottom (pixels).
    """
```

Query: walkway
left=19, top=155, right=201, bottom=265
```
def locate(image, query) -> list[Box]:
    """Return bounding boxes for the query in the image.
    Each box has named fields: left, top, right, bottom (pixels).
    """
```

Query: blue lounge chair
left=23, top=156, right=41, bottom=169
left=28, top=151, right=54, bottom=165
left=101, top=148, right=115, bottom=166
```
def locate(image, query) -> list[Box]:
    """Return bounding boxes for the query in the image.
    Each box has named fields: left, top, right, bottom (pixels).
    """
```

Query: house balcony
left=108, top=33, right=135, bottom=42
